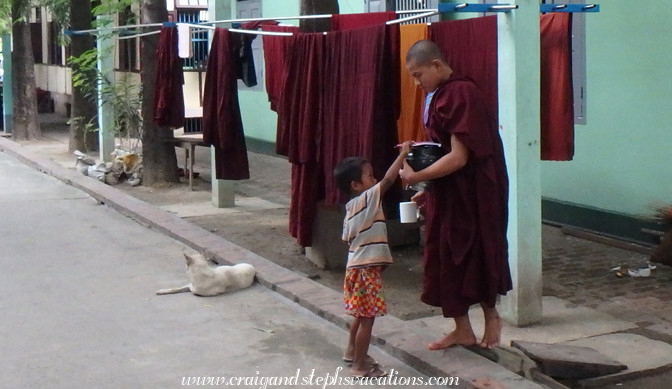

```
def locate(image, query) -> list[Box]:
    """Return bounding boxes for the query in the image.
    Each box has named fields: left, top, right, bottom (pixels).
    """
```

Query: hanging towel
left=153, top=25, right=185, bottom=129
left=177, top=23, right=192, bottom=58
left=540, top=13, right=574, bottom=161
left=261, top=24, right=300, bottom=112
left=398, top=23, right=428, bottom=143
left=331, top=11, right=396, bottom=31
left=429, top=16, right=499, bottom=121
left=202, top=28, right=250, bottom=180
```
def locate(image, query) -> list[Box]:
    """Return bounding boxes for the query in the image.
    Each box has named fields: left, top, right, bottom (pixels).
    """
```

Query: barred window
left=177, top=10, right=209, bottom=70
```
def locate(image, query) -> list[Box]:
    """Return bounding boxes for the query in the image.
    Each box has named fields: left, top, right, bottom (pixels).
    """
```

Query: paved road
left=0, top=151, right=441, bottom=388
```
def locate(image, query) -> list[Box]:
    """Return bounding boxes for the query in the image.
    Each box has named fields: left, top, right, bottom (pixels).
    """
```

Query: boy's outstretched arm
left=379, top=141, right=413, bottom=194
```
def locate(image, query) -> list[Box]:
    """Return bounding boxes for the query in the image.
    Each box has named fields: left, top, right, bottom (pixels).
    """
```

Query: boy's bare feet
left=428, top=329, right=477, bottom=350
left=479, top=313, right=503, bottom=349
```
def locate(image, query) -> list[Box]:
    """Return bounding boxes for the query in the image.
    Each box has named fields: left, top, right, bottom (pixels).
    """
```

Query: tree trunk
left=300, top=0, right=339, bottom=32
left=68, top=0, right=98, bottom=152
left=11, top=0, right=41, bottom=141
left=140, top=0, right=179, bottom=186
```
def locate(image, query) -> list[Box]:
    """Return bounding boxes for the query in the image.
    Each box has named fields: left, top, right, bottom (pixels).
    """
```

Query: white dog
left=156, top=253, right=256, bottom=296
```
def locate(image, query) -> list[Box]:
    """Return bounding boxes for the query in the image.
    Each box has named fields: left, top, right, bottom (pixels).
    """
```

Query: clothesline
left=67, top=9, right=434, bottom=37
left=67, top=3, right=600, bottom=39
left=119, top=10, right=439, bottom=40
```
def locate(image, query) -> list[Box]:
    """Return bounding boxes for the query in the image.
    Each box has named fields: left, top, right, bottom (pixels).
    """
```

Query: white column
left=96, top=16, right=116, bottom=162
left=207, top=0, right=235, bottom=208
left=497, top=0, right=543, bottom=326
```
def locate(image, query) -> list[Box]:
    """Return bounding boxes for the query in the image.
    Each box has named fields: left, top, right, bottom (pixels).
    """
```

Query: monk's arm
left=403, top=135, right=468, bottom=185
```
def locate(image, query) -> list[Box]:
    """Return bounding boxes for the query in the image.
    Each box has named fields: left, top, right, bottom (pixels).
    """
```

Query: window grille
left=177, top=10, right=208, bottom=70
left=183, top=117, right=202, bottom=134
left=395, top=0, right=439, bottom=24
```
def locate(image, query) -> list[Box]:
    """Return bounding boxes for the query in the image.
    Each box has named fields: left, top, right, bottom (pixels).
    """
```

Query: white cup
left=399, top=201, right=420, bottom=223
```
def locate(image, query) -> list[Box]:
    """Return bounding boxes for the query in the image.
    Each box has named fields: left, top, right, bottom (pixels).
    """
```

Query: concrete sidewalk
left=3, top=116, right=672, bottom=388
left=1, top=150, right=452, bottom=388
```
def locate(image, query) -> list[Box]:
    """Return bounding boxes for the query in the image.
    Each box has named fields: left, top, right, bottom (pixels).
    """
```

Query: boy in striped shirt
left=333, top=141, right=412, bottom=378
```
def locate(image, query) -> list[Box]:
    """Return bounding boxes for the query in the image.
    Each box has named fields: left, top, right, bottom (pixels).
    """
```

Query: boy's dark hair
left=406, top=39, right=447, bottom=66
left=333, top=157, right=368, bottom=195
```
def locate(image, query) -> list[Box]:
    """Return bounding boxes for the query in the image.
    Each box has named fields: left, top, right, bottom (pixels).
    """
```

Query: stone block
left=511, top=340, right=627, bottom=379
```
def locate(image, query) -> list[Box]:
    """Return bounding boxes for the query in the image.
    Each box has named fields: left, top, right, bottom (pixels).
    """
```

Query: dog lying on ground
left=156, top=253, right=256, bottom=296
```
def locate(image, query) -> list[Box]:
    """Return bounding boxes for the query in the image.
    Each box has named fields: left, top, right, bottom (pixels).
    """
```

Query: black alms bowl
left=405, top=143, right=445, bottom=172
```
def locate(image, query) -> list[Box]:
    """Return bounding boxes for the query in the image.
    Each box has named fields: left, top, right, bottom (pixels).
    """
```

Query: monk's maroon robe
left=202, top=28, right=250, bottom=180
left=153, top=25, right=185, bottom=129
left=422, top=74, right=512, bottom=317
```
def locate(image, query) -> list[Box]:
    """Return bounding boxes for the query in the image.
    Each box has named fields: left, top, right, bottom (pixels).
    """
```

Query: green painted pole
left=96, top=16, right=115, bottom=162
left=498, top=0, right=543, bottom=326
left=2, top=34, right=13, bottom=133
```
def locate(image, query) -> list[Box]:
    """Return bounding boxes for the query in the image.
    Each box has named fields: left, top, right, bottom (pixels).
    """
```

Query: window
left=118, top=6, right=139, bottom=71
left=48, top=22, right=63, bottom=66
left=393, top=0, right=440, bottom=23
left=30, top=7, right=43, bottom=64
left=177, top=10, right=209, bottom=70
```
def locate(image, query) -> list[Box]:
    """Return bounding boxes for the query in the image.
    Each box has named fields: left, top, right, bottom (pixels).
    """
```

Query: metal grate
left=396, top=0, right=439, bottom=24
left=177, top=10, right=208, bottom=69
left=183, top=117, right=202, bottom=134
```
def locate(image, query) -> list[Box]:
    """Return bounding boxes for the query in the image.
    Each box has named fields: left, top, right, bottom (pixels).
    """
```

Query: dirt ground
left=22, top=116, right=672, bottom=327
left=112, top=153, right=440, bottom=320
left=27, top=119, right=440, bottom=320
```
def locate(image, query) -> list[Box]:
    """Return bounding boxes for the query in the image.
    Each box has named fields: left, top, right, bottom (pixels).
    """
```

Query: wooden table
left=172, top=135, right=207, bottom=191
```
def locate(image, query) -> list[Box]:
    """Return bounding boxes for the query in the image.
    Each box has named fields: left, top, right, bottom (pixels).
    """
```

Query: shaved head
left=406, top=40, right=447, bottom=66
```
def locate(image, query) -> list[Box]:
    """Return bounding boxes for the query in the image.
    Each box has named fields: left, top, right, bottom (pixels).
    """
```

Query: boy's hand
left=411, top=191, right=426, bottom=208
left=399, top=141, right=413, bottom=157
left=399, top=160, right=417, bottom=188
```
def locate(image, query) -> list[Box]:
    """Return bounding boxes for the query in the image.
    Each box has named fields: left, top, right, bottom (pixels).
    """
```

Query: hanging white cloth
left=177, top=23, right=193, bottom=58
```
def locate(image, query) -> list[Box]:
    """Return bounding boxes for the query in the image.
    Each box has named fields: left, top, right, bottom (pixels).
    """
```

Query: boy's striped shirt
left=342, top=183, right=393, bottom=269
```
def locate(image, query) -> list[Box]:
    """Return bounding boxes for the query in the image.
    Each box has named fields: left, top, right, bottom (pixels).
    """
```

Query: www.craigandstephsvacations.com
left=181, top=367, right=459, bottom=388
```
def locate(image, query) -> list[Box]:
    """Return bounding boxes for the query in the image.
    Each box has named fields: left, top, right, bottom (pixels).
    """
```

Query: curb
left=0, top=136, right=543, bottom=388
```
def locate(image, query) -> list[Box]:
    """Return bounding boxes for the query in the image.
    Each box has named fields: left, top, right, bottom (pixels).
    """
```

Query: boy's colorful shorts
left=343, top=266, right=387, bottom=317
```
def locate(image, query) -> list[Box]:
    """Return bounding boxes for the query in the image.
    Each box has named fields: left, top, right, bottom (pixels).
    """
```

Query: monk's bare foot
left=479, top=315, right=503, bottom=349
left=428, top=330, right=477, bottom=350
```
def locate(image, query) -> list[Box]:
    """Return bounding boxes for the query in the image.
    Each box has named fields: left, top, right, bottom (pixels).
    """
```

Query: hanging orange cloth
left=397, top=23, right=428, bottom=143
left=540, top=12, right=574, bottom=161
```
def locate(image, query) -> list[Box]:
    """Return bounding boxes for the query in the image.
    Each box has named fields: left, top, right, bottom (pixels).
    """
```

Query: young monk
left=399, top=40, right=512, bottom=350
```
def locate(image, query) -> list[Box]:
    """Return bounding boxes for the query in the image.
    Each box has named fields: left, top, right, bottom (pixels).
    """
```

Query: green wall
left=540, top=0, right=672, bottom=218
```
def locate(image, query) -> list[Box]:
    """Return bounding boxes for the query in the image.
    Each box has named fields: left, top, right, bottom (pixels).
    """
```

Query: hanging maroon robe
left=331, top=11, right=396, bottom=31
left=429, top=16, right=498, bottom=121
left=540, top=12, right=574, bottom=161
left=276, top=32, right=326, bottom=246
left=422, top=75, right=511, bottom=318
left=261, top=25, right=300, bottom=112
left=202, top=28, right=250, bottom=180
left=321, top=24, right=400, bottom=206
left=153, top=25, right=185, bottom=128
left=279, top=24, right=400, bottom=246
